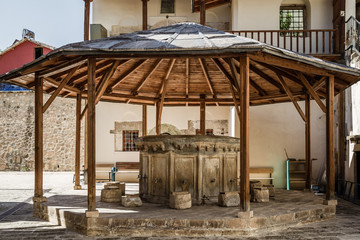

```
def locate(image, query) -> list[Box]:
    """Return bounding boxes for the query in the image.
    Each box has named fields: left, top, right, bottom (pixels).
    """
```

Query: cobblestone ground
left=0, top=172, right=360, bottom=240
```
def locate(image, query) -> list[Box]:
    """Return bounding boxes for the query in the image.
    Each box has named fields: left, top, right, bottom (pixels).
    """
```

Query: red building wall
left=0, top=40, right=52, bottom=75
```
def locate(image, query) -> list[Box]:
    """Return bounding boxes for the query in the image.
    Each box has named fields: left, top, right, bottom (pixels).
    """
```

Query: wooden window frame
left=122, top=130, right=139, bottom=151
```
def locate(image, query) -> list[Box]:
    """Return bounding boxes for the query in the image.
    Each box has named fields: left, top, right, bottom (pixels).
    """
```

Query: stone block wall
left=0, top=92, right=84, bottom=171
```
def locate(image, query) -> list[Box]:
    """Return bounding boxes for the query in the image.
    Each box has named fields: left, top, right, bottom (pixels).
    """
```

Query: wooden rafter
left=42, top=66, right=80, bottom=113
left=298, top=72, right=327, bottom=113
left=158, top=59, right=176, bottom=97
left=199, top=58, right=215, bottom=96
left=212, top=58, right=238, bottom=92
left=229, top=58, right=241, bottom=94
left=249, top=63, right=284, bottom=93
left=71, top=60, right=114, bottom=87
left=38, top=57, right=85, bottom=77
left=276, top=73, right=307, bottom=122
left=313, top=76, right=327, bottom=91
left=132, top=59, right=162, bottom=95
left=108, top=59, right=147, bottom=91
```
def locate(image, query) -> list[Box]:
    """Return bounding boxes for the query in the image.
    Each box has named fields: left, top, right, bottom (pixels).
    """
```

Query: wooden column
left=84, top=0, right=91, bottom=41
left=239, top=55, right=250, bottom=213
left=200, top=95, right=206, bottom=135
left=156, top=102, right=161, bottom=135
left=86, top=58, right=98, bottom=217
left=200, top=0, right=206, bottom=25
left=74, top=93, right=82, bottom=190
left=305, top=93, right=311, bottom=190
left=142, top=105, right=147, bottom=136
left=34, top=72, right=44, bottom=201
left=326, top=75, right=335, bottom=200
left=142, top=0, right=148, bottom=30
left=337, top=91, right=345, bottom=194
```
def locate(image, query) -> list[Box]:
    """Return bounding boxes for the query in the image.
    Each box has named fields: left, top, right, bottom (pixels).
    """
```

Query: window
left=280, top=6, right=306, bottom=35
left=196, top=129, right=214, bottom=136
left=161, top=0, right=175, bottom=14
left=122, top=130, right=139, bottom=151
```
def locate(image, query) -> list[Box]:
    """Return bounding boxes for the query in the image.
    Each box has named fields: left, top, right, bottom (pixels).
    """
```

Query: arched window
left=280, top=0, right=308, bottom=31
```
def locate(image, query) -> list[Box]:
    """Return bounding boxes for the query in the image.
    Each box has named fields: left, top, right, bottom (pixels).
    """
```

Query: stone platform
left=33, top=189, right=336, bottom=237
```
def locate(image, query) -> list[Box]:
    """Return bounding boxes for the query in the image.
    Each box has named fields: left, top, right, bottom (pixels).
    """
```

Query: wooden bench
left=96, top=163, right=114, bottom=182
left=249, top=167, right=274, bottom=184
left=116, top=162, right=140, bottom=171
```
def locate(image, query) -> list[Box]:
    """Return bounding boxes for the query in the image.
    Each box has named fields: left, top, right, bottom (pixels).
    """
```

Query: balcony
left=229, top=29, right=340, bottom=61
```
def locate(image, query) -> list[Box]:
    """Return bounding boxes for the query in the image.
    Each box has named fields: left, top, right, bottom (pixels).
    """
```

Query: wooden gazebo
left=1, top=23, right=360, bottom=217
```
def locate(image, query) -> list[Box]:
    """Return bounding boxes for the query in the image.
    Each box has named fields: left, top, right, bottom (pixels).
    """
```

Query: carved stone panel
left=202, top=157, right=220, bottom=197
left=174, top=157, right=195, bottom=195
left=150, top=156, right=168, bottom=197
left=140, top=155, right=149, bottom=196
left=224, top=155, right=238, bottom=192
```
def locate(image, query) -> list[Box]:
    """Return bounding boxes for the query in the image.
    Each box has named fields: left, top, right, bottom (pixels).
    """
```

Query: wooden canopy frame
left=1, top=23, right=359, bottom=217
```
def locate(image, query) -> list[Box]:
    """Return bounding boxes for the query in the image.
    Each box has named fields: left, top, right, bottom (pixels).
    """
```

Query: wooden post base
left=33, top=196, right=47, bottom=203
left=73, top=185, right=82, bottom=190
left=237, top=210, right=253, bottom=219
left=85, top=210, right=99, bottom=218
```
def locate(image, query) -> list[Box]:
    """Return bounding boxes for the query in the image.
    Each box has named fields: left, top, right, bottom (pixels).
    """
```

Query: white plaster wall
left=232, top=0, right=332, bottom=30
left=235, top=101, right=326, bottom=188
left=92, top=0, right=231, bottom=34
left=96, top=102, right=231, bottom=164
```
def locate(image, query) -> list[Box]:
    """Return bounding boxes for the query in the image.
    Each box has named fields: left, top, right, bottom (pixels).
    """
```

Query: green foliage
left=280, top=10, right=292, bottom=30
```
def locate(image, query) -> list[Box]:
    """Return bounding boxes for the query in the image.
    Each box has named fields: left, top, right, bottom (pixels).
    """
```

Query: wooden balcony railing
left=229, top=29, right=338, bottom=55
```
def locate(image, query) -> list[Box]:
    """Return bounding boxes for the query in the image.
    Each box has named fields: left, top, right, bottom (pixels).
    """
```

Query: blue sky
left=0, top=0, right=88, bottom=51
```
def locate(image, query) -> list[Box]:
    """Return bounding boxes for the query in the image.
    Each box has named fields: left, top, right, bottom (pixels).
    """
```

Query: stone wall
left=0, top=92, right=84, bottom=171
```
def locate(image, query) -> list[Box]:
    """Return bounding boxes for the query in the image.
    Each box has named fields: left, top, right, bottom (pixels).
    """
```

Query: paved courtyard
left=1, top=172, right=360, bottom=239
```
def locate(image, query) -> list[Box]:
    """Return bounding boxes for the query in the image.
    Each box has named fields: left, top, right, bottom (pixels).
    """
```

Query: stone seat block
left=122, top=195, right=142, bottom=207
left=101, top=188, right=122, bottom=203
left=218, top=191, right=240, bottom=207
left=263, top=184, right=275, bottom=198
left=253, top=187, right=269, bottom=203
left=104, top=181, right=126, bottom=196
left=169, top=192, right=192, bottom=210
left=250, top=180, right=263, bottom=202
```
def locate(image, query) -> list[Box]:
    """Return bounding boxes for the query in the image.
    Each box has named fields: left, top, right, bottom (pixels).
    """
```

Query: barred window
left=161, top=0, right=175, bottom=14
left=280, top=6, right=306, bottom=31
left=196, top=129, right=214, bottom=136
left=122, top=130, right=139, bottom=151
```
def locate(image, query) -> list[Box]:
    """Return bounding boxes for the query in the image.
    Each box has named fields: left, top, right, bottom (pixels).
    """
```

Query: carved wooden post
left=200, top=95, right=206, bottom=135
left=142, top=0, right=148, bottom=30
left=238, top=55, right=251, bottom=217
left=326, top=75, right=335, bottom=201
left=86, top=58, right=99, bottom=218
left=33, top=72, right=46, bottom=203
left=74, top=93, right=82, bottom=190
left=305, top=93, right=311, bottom=190
left=200, top=0, right=206, bottom=25
left=142, top=105, right=147, bottom=136
left=84, top=0, right=91, bottom=41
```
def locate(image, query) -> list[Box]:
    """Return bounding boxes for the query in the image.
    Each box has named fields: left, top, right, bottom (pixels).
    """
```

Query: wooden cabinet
left=286, top=159, right=306, bottom=190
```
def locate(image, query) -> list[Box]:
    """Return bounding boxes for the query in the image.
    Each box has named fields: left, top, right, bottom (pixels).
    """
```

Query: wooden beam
left=305, top=93, right=311, bottom=190
left=43, top=66, right=80, bottom=113
left=337, top=91, right=346, bottom=194
left=186, top=58, right=190, bottom=99
left=142, top=0, right=148, bottom=30
left=142, top=105, right=147, bottom=136
left=43, top=76, right=80, bottom=94
left=312, top=76, right=327, bottom=91
left=133, top=59, right=162, bottom=95
left=326, top=75, right=335, bottom=200
left=34, top=72, right=44, bottom=199
left=298, top=73, right=327, bottom=113
left=38, top=57, right=85, bottom=78
left=212, top=58, right=238, bottom=92
left=228, top=82, right=241, bottom=120
left=229, top=58, right=241, bottom=93
left=250, top=53, right=331, bottom=77
left=250, top=78, right=267, bottom=96
left=200, top=0, right=206, bottom=25
left=200, top=95, right=206, bottom=135
left=87, top=57, right=97, bottom=212
left=276, top=73, right=307, bottom=122
left=158, top=59, right=176, bottom=96
left=74, top=93, right=82, bottom=189
left=239, top=55, right=250, bottom=212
